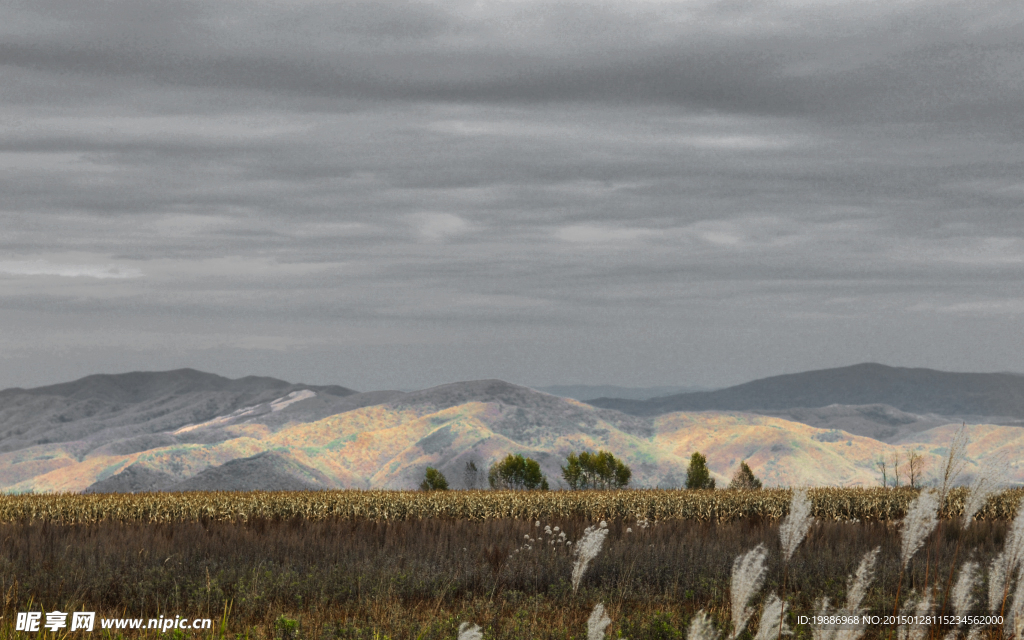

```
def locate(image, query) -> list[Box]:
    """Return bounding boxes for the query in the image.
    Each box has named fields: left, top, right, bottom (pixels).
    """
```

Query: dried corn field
left=2, top=487, right=1023, bottom=525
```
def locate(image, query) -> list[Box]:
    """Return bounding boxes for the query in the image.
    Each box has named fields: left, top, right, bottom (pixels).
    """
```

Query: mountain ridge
left=588, top=363, right=1024, bottom=419
left=3, top=365, right=1023, bottom=493
left=0, top=369, right=359, bottom=455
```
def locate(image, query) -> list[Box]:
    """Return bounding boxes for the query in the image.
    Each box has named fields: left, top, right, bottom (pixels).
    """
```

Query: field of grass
left=2, top=488, right=1023, bottom=639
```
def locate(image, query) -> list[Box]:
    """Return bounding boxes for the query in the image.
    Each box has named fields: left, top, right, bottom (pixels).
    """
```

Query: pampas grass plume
left=1007, top=579, right=1024, bottom=640
left=812, top=547, right=880, bottom=640
left=897, top=591, right=933, bottom=640
left=962, top=479, right=997, bottom=529
left=730, top=543, right=769, bottom=640
left=988, top=553, right=1008, bottom=614
left=901, top=491, right=940, bottom=569
left=753, top=593, right=791, bottom=640
left=811, top=597, right=836, bottom=640
left=587, top=603, right=612, bottom=640
left=572, top=524, right=609, bottom=593
left=457, top=622, right=483, bottom=640
left=1004, top=497, right=1024, bottom=577
left=951, top=561, right=979, bottom=617
left=779, top=489, right=814, bottom=562
left=846, top=546, right=881, bottom=614
left=988, top=498, right=1024, bottom=615
left=688, top=610, right=720, bottom=640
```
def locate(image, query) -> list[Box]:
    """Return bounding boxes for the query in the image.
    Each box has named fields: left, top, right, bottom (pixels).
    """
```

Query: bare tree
left=877, top=457, right=888, bottom=488
left=907, top=451, right=924, bottom=489
left=463, top=460, right=480, bottom=490
left=890, top=449, right=902, bottom=487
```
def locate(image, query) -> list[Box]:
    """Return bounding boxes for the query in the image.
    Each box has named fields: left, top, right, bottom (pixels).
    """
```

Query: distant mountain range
left=534, top=385, right=710, bottom=401
left=589, top=363, right=1024, bottom=415
left=589, top=363, right=1024, bottom=439
left=2, top=364, right=1022, bottom=493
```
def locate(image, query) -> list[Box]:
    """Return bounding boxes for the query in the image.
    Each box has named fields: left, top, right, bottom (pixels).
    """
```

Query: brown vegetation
left=2, top=487, right=1022, bottom=525
left=0, top=504, right=1018, bottom=639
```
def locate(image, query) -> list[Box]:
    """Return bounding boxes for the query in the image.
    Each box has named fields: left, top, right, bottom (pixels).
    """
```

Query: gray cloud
left=1, top=0, right=1023, bottom=391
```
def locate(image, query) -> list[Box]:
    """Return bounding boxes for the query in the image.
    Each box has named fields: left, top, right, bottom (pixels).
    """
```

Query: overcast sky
left=2, top=0, right=1022, bottom=392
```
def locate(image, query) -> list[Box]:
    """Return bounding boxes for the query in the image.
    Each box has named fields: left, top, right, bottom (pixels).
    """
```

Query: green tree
left=728, top=460, right=762, bottom=490
left=488, top=454, right=549, bottom=490
left=561, top=450, right=632, bottom=490
left=685, top=452, right=715, bottom=490
left=419, top=466, right=449, bottom=491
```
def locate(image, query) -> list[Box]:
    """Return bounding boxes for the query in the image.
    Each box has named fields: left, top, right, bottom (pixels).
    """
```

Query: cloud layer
left=2, top=0, right=1023, bottom=390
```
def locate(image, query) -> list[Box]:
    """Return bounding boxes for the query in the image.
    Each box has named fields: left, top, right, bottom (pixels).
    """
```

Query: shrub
left=728, top=461, right=762, bottom=490
left=685, top=452, right=715, bottom=490
left=420, top=467, right=449, bottom=491
left=561, top=450, right=632, bottom=490
left=488, top=454, right=549, bottom=490
left=275, top=615, right=300, bottom=640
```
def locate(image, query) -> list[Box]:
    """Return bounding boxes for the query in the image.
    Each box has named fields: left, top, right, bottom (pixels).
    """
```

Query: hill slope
left=0, top=369, right=359, bottom=455
left=589, top=363, right=1024, bottom=418
left=1, top=376, right=1016, bottom=493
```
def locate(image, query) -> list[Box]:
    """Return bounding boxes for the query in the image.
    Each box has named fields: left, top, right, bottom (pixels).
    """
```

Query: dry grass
left=0, top=511, right=1016, bottom=639
left=2, top=488, right=1022, bottom=525
left=3, top=488, right=1022, bottom=638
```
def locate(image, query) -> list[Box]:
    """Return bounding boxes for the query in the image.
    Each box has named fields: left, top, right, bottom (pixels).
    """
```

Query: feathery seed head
left=458, top=622, right=483, bottom=640
left=938, top=425, right=970, bottom=505
left=572, top=524, right=609, bottom=593
left=951, top=561, right=980, bottom=617
left=988, top=553, right=1008, bottom=614
left=812, top=548, right=880, bottom=640
left=897, top=591, right=933, bottom=640
left=753, top=593, right=791, bottom=640
left=900, top=491, right=940, bottom=569
left=729, top=543, right=769, bottom=640
left=1006, top=566, right=1024, bottom=638
left=811, top=597, right=835, bottom=640
left=1003, top=497, right=1024, bottom=577
left=846, top=547, right=881, bottom=614
left=988, top=499, right=1024, bottom=615
left=779, top=489, right=814, bottom=562
left=688, top=610, right=720, bottom=640
left=587, top=603, right=612, bottom=640
left=962, top=478, right=997, bottom=529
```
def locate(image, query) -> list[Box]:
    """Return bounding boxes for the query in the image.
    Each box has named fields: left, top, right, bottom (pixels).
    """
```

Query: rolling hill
left=588, top=363, right=1024, bottom=416
left=0, top=368, right=361, bottom=455
left=1, top=372, right=1019, bottom=493
left=588, top=363, right=1024, bottom=440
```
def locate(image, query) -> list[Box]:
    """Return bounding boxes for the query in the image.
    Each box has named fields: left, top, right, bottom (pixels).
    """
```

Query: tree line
left=420, top=450, right=763, bottom=491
